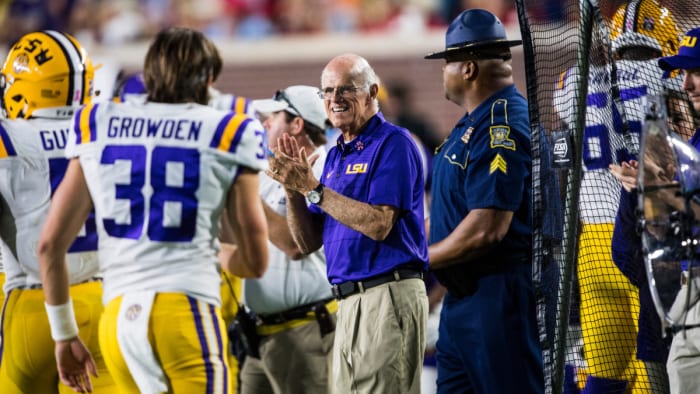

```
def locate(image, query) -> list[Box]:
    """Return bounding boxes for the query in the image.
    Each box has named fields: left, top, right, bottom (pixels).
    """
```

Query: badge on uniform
left=489, top=153, right=507, bottom=174
left=489, top=125, right=516, bottom=150
left=461, top=127, right=473, bottom=144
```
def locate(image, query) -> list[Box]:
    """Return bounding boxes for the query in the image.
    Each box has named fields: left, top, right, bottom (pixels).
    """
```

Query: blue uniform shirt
left=430, top=84, right=532, bottom=257
left=311, top=112, right=428, bottom=283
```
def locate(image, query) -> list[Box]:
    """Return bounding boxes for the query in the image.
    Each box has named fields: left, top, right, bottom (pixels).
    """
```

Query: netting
left=516, top=0, right=700, bottom=392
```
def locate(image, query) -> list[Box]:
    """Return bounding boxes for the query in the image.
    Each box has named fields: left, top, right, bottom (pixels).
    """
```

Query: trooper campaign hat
left=658, top=27, right=700, bottom=71
left=425, top=9, right=522, bottom=60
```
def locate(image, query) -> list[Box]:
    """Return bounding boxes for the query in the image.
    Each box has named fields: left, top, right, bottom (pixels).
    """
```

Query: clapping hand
left=609, top=160, right=639, bottom=192
left=267, top=134, right=320, bottom=194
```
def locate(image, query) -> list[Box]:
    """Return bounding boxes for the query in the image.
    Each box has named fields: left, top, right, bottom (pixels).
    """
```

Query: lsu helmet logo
left=12, top=53, right=29, bottom=74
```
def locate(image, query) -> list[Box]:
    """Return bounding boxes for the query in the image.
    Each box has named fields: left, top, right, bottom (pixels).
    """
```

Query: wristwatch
left=306, top=183, right=324, bottom=204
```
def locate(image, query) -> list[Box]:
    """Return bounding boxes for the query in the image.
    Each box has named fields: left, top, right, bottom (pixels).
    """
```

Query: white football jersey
left=123, top=88, right=257, bottom=119
left=67, top=100, right=267, bottom=305
left=208, top=87, right=257, bottom=117
left=0, top=117, right=100, bottom=291
left=554, top=59, right=669, bottom=223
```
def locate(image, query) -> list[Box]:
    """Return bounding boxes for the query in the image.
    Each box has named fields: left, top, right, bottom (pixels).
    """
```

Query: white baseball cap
left=252, top=85, right=329, bottom=131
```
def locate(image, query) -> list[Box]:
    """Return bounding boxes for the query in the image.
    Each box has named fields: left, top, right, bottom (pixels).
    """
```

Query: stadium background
left=0, top=0, right=537, bottom=136
left=2, top=0, right=700, bottom=393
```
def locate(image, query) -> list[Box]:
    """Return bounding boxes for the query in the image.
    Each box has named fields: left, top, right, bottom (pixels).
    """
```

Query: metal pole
left=551, top=0, right=594, bottom=392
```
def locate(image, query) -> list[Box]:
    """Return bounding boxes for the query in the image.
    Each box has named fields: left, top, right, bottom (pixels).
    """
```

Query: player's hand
left=55, top=337, right=98, bottom=393
left=609, top=160, right=638, bottom=192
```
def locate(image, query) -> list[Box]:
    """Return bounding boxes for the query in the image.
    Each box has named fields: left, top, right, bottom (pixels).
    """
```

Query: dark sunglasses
left=274, top=90, right=302, bottom=117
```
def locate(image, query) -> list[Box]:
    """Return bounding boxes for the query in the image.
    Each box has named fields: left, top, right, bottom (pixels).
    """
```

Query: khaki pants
left=240, top=316, right=335, bottom=394
left=667, top=280, right=700, bottom=394
left=332, top=278, right=428, bottom=394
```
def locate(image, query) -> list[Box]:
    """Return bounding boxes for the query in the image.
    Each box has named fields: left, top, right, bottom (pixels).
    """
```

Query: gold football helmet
left=610, top=0, right=680, bottom=57
left=1, top=30, right=95, bottom=119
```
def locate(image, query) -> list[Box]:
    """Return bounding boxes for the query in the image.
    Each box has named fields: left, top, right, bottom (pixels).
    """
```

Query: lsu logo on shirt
left=489, top=126, right=516, bottom=151
left=345, top=163, right=367, bottom=174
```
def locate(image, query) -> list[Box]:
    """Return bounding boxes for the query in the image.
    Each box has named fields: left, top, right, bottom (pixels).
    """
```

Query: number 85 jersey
left=67, top=100, right=267, bottom=305
left=554, top=60, right=667, bottom=223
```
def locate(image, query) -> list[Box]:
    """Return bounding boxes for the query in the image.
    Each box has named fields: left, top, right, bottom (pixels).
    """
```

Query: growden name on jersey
left=107, top=116, right=202, bottom=141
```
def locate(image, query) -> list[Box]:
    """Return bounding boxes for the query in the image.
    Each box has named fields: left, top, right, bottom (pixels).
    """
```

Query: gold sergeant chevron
left=489, top=153, right=507, bottom=174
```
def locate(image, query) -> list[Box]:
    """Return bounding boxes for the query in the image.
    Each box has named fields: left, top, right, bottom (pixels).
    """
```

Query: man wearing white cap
left=236, top=85, right=334, bottom=394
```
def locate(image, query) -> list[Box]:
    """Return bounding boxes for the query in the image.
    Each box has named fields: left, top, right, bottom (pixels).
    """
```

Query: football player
left=37, top=27, right=268, bottom=393
left=109, top=46, right=260, bottom=392
left=0, top=31, right=116, bottom=393
left=553, top=0, right=684, bottom=392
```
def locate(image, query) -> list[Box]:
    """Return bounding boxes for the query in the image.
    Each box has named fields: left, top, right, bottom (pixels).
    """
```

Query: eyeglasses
left=317, top=85, right=363, bottom=100
left=274, top=90, right=302, bottom=117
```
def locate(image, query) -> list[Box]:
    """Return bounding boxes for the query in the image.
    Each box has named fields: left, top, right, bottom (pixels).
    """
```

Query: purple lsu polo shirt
left=310, top=112, right=428, bottom=284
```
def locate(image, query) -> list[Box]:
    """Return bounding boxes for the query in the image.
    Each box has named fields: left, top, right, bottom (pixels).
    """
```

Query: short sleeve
left=466, top=124, right=530, bottom=211
left=66, top=103, right=99, bottom=158
left=210, top=113, right=268, bottom=172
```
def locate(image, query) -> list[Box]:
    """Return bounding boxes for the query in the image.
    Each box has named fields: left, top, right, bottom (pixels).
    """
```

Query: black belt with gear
left=331, top=268, right=424, bottom=300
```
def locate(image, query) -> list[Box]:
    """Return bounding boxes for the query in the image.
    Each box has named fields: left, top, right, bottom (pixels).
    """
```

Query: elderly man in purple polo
left=267, top=53, right=429, bottom=394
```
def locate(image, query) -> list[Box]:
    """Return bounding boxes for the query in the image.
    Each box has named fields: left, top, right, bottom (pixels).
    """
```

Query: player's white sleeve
left=553, top=67, right=580, bottom=128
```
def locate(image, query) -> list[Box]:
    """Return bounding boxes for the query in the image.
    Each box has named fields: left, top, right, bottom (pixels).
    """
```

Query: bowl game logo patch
left=125, top=304, right=143, bottom=321
left=489, top=125, right=516, bottom=150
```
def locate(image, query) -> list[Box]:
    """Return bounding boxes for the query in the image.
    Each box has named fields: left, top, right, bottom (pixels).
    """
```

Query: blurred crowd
left=0, top=0, right=570, bottom=48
